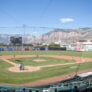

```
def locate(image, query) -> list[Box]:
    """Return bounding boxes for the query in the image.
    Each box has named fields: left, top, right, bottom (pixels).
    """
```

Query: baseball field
left=0, top=50, right=92, bottom=86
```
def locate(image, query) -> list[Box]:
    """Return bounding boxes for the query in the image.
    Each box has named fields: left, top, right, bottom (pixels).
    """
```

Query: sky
left=0, top=0, right=92, bottom=34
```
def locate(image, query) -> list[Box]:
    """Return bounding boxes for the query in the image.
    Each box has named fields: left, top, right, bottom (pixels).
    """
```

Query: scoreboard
left=10, top=36, right=22, bottom=45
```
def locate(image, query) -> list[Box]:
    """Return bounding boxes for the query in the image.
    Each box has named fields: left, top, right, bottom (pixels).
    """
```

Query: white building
left=76, top=40, right=92, bottom=51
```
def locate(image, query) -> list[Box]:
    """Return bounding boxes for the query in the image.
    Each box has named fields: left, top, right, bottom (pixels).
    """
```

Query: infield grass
left=10, top=57, right=74, bottom=66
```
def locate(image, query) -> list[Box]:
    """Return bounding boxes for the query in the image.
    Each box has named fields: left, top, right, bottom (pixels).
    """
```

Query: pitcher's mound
left=8, top=66, right=41, bottom=72
left=33, top=59, right=47, bottom=62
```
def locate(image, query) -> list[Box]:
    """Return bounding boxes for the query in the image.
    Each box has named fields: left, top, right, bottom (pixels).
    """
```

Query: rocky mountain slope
left=33, top=28, right=92, bottom=44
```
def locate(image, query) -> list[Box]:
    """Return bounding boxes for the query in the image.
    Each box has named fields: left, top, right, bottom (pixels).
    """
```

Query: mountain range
left=0, top=28, right=92, bottom=44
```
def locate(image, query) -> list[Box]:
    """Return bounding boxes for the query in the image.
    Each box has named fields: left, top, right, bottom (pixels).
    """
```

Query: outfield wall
left=0, top=46, right=66, bottom=51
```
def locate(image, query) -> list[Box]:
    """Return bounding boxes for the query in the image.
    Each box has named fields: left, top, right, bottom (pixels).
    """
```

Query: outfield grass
left=0, top=51, right=92, bottom=58
left=0, top=59, right=92, bottom=84
left=10, top=57, right=74, bottom=66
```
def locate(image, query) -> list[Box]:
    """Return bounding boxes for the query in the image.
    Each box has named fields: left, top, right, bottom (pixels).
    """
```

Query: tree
left=49, top=43, right=60, bottom=47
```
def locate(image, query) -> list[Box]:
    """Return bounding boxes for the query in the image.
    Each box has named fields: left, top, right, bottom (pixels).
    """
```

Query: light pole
left=22, top=24, right=26, bottom=51
left=32, top=28, right=40, bottom=58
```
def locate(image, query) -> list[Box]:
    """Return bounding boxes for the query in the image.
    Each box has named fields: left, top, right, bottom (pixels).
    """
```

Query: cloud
left=32, top=32, right=37, bottom=34
left=60, top=18, right=74, bottom=23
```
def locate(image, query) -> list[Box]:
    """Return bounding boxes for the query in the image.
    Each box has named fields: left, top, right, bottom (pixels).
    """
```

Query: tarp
left=8, top=47, right=15, bottom=51
left=77, top=72, right=92, bottom=78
